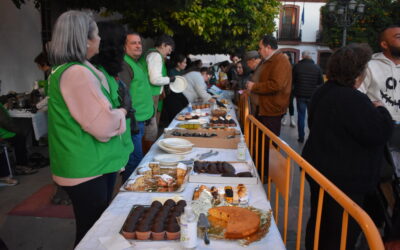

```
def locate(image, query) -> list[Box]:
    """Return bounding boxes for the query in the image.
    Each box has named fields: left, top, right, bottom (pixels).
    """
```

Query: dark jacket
left=302, top=81, right=393, bottom=194
left=292, top=58, right=323, bottom=98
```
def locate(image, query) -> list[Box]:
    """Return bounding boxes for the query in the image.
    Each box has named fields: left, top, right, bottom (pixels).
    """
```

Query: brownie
left=237, top=172, right=253, bottom=177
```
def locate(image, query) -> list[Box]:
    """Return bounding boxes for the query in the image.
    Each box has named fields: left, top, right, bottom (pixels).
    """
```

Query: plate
left=157, top=141, right=192, bottom=154
left=170, top=76, right=188, bottom=93
left=159, top=138, right=194, bottom=149
left=154, top=154, right=185, bottom=166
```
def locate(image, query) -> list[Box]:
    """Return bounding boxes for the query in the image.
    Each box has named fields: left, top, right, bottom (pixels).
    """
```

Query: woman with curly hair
left=302, top=43, right=394, bottom=250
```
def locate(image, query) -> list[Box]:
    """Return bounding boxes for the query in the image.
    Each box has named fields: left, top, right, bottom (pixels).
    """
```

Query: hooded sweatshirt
left=359, top=52, right=400, bottom=121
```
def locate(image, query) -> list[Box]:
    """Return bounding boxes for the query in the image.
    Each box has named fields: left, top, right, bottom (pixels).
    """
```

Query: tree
left=321, top=0, right=399, bottom=51
left=12, top=0, right=280, bottom=54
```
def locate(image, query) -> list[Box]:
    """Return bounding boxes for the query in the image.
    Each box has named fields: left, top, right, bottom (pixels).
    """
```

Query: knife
left=198, top=213, right=210, bottom=245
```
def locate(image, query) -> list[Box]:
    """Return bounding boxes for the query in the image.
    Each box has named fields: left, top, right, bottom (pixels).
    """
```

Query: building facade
left=276, top=0, right=332, bottom=72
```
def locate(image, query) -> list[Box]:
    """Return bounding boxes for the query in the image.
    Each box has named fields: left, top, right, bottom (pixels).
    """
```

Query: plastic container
left=187, top=103, right=193, bottom=113
left=180, top=205, right=198, bottom=249
left=237, top=135, right=246, bottom=161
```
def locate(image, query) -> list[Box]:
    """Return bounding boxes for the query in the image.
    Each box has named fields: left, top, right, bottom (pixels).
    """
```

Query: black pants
left=288, top=92, right=295, bottom=116
left=5, top=135, right=28, bottom=165
left=305, top=180, right=364, bottom=250
left=63, top=172, right=117, bottom=246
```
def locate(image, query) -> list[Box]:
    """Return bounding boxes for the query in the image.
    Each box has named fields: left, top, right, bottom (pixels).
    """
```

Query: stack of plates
left=157, top=138, right=193, bottom=154
left=153, top=154, right=185, bottom=166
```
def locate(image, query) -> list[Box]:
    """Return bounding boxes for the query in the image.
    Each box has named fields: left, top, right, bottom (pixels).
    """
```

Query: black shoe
left=298, top=138, right=304, bottom=143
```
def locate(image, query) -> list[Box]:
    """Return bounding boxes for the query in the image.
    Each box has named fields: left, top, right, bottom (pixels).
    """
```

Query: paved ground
left=0, top=114, right=310, bottom=250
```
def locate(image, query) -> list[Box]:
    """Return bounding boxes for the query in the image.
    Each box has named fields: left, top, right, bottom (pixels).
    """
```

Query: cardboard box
left=189, top=161, right=258, bottom=184
left=164, top=128, right=240, bottom=149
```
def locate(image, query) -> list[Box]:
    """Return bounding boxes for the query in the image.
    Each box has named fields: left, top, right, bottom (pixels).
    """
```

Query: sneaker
left=15, top=166, right=38, bottom=175
left=0, top=177, right=19, bottom=186
left=290, top=116, right=296, bottom=127
left=281, top=115, right=288, bottom=125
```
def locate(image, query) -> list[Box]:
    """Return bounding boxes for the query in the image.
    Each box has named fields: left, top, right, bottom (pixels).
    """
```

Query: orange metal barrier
left=241, top=97, right=384, bottom=250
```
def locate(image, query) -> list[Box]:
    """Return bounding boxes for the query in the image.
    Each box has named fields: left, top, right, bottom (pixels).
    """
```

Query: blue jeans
left=296, top=97, right=310, bottom=140
left=122, top=121, right=145, bottom=183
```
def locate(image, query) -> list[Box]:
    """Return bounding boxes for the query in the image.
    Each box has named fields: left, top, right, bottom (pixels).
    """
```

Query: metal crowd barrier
left=238, top=93, right=384, bottom=250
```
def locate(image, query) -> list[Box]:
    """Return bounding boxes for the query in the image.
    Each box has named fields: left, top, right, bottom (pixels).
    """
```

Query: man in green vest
left=144, top=34, right=175, bottom=143
left=119, top=31, right=155, bottom=183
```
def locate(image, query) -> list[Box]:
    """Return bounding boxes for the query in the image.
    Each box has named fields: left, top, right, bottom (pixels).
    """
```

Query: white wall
left=0, top=0, right=43, bottom=94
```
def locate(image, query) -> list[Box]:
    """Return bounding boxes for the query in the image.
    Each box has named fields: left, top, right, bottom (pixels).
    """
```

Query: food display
left=171, top=130, right=218, bottom=138
left=209, top=115, right=236, bottom=128
left=193, top=161, right=253, bottom=177
left=192, top=103, right=211, bottom=109
left=124, top=162, right=190, bottom=192
left=211, top=107, right=227, bottom=117
left=192, top=184, right=249, bottom=206
left=121, top=199, right=188, bottom=240
left=176, top=110, right=209, bottom=121
left=208, top=206, right=260, bottom=239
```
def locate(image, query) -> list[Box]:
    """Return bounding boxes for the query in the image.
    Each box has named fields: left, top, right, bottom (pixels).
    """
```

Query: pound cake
left=208, top=206, right=260, bottom=239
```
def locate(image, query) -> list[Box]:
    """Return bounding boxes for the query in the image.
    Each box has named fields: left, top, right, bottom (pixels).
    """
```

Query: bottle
left=180, top=205, right=198, bottom=249
left=237, top=135, right=246, bottom=161
left=187, top=102, right=193, bottom=113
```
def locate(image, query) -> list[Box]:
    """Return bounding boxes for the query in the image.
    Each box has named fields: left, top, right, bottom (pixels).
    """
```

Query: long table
left=76, top=105, right=285, bottom=250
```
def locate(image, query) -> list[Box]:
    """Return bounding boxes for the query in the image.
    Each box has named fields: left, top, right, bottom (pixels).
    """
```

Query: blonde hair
left=48, top=10, right=96, bottom=65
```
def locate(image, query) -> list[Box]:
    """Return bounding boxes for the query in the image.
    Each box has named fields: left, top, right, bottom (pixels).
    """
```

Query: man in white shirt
left=144, top=34, right=175, bottom=142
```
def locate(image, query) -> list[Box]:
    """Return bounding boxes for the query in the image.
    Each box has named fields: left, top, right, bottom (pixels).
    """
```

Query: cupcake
left=151, top=200, right=163, bottom=209
left=122, top=215, right=138, bottom=239
left=177, top=200, right=187, bottom=207
left=136, top=222, right=151, bottom=240
left=151, top=222, right=166, bottom=240
left=166, top=222, right=180, bottom=240
left=163, top=199, right=176, bottom=208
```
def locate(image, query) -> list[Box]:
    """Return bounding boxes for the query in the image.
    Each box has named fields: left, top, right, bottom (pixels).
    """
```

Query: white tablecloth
left=8, top=109, right=48, bottom=140
left=76, top=104, right=285, bottom=250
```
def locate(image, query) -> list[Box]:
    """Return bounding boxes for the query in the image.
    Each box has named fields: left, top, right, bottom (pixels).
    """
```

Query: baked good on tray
left=193, top=161, right=253, bottom=177
left=208, top=206, right=260, bottom=239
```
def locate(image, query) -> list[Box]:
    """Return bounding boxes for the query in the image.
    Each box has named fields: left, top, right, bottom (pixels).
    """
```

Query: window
left=279, top=5, right=300, bottom=41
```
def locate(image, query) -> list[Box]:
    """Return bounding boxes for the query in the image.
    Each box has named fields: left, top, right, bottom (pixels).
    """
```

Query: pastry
left=177, top=115, right=185, bottom=121
left=137, top=165, right=152, bottom=179
left=208, top=206, right=260, bottom=239
left=164, top=199, right=176, bottom=208
left=149, top=162, right=161, bottom=175
left=124, top=175, right=145, bottom=191
left=224, top=186, right=233, bottom=203
left=176, top=163, right=187, bottom=186
left=166, top=222, right=180, bottom=240
left=155, top=174, right=174, bottom=187
left=151, top=222, right=165, bottom=240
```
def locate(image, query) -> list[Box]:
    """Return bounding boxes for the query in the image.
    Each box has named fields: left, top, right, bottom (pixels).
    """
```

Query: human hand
left=246, top=81, right=255, bottom=91
left=372, top=100, right=384, bottom=107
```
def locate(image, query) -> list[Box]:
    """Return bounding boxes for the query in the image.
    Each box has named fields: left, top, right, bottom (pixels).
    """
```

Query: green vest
left=123, top=55, right=154, bottom=121
left=145, top=48, right=168, bottom=96
left=48, top=62, right=132, bottom=178
left=97, top=65, right=134, bottom=157
left=0, top=104, right=16, bottom=139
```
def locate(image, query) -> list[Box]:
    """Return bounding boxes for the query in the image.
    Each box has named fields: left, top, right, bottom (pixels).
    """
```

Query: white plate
left=159, top=138, right=193, bottom=148
left=157, top=141, right=192, bottom=154
left=154, top=154, right=185, bottom=166
left=170, top=76, right=188, bottom=93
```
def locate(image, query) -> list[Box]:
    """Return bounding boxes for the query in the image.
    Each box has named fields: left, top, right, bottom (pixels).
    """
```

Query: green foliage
left=12, top=0, right=280, bottom=54
left=321, top=0, right=399, bottom=51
